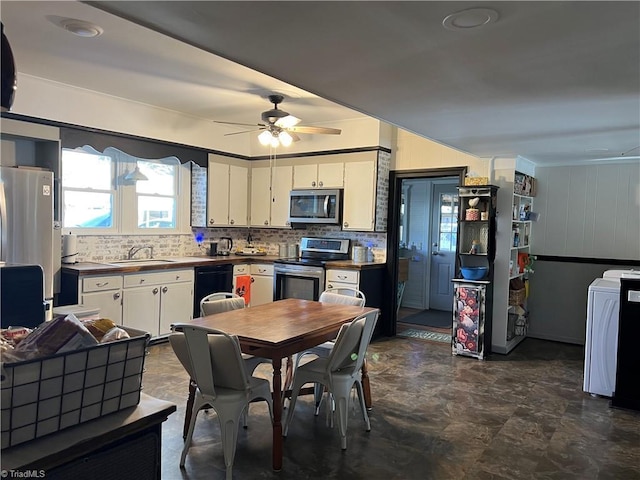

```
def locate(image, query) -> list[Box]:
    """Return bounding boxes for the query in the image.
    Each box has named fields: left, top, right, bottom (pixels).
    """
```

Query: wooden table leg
left=271, top=357, right=283, bottom=471
left=183, top=378, right=197, bottom=439
left=361, top=359, right=372, bottom=410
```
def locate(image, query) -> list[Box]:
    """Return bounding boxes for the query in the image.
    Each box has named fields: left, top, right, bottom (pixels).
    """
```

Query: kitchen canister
left=352, top=246, right=367, bottom=263
left=287, top=243, right=299, bottom=258
left=279, top=243, right=288, bottom=257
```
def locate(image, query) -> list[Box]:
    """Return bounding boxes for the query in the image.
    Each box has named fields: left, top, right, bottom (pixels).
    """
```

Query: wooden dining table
left=183, top=298, right=378, bottom=471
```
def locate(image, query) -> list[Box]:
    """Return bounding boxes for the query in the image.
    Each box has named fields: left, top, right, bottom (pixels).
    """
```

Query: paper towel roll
left=62, top=234, right=78, bottom=264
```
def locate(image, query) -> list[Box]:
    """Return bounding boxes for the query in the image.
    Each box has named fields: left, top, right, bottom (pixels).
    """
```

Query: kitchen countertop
left=61, top=255, right=386, bottom=275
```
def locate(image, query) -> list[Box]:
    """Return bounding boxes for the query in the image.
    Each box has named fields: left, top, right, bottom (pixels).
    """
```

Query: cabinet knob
left=318, top=181, right=323, bottom=187
left=311, top=181, right=316, bottom=187
left=153, top=288, right=159, bottom=294
left=343, top=222, right=349, bottom=228
left=251, top=277, right=255, bottom=283
left=162, top=286, right=168, bottom=293
left=230, top=219, right=235, bottom=225
left=264, top=220, right=269, bottom=225
left=209, top=219, right=215, bottom=225
left=113, top=292, right=120, bottom=300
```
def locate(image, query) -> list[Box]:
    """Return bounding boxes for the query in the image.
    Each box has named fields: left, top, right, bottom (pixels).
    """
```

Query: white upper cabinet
left=207, top=156, right=249, bottom=227
left=342, top=159, right=376, bottom=231
left=207, top=161, right=229, bottom=226
left=293, top=162, right=343, bottom=189
left=250, top=165, right=293, bottom=227
left=228, top=164, right=248, bottom=226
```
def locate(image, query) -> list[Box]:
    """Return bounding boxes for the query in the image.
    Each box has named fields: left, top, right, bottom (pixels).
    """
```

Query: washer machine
left=583, top=269, right=640, bottom=397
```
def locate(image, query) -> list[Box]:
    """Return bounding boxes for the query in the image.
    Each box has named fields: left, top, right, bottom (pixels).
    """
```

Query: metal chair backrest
left=200, top=292, right=245, bottom=316
left=169, top=324, right=249, bottom=401
left=319, top=287, right=366, bottom=307
left=326, top=310, right=378, bottom=374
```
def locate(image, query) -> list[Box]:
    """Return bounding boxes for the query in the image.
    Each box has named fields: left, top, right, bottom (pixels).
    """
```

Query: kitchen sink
left=107, top=259, right=177, bottom=266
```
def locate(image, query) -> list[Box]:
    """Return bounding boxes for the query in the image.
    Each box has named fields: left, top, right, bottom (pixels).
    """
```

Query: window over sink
left=61, top=145, right=189, bottom=234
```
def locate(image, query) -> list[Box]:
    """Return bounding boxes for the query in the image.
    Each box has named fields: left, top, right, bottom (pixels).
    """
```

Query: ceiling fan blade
left=287, top=125, right=342, bottom=135
left=214, top=120, right=267, bottom=128
left=275, top=115, right=301, bottom=128
left=290, top=132, right=301, bottom=142
left=223, top=128, right=264, bottom=136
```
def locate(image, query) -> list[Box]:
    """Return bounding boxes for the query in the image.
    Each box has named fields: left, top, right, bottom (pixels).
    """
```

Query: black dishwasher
left=193, top=264, right=233, bottom=318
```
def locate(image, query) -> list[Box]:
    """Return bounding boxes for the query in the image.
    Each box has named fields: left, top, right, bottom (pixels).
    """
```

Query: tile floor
left=143, top=334, right=640, bottom=480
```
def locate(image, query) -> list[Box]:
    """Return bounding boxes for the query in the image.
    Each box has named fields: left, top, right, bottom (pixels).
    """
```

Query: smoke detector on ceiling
left=442, top=8, right=499, bottom=31
left=46, top=16, right=103, bottom=38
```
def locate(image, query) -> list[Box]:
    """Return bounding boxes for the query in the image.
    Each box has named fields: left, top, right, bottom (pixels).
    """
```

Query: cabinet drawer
left=250, top=264, right=273, bottom=276
left=326, top=269, right=359, bottom=284
left=325, top=281, right=358, bottom=291
left=123, top=269, right=194, bottom=288
left=233, top=264, right=249, bottom=275
left=82, top=275, right=123, bottom=293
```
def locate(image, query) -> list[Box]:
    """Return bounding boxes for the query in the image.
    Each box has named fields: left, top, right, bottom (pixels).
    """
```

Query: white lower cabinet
left=250, top=264, right=274, bottom=307
left=80, top=274, right=124, bottom=325
left=325, top=269, right=359, bottom=290
left=122, top=269, right=194, bottom=337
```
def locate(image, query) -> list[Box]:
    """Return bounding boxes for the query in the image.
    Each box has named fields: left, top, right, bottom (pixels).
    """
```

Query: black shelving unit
left=452, top=185, right=499, bottom=360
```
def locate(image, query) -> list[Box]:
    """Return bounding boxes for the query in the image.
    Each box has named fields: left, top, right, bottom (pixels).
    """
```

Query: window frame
left=61, top=146, right=189, bottom=235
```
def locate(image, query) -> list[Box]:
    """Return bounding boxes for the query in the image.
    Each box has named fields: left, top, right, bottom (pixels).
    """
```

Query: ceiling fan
left=214, top=94, right=341, bottom=147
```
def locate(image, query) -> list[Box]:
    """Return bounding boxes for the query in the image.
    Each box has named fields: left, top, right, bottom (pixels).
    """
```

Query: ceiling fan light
left=276, top=115, right=301, bottom=128
left=270, top=135, right=280, bottom=148
left=258, top=130, right=272, bottom=146
left=279, top=131, right=293, bottom=147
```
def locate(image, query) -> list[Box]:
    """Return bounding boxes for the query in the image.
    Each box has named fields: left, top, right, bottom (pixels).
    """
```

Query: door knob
left=432, top=251, right=439, bottom=256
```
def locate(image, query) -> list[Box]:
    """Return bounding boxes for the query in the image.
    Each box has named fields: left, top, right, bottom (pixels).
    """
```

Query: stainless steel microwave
left=288, top=189, right=342, bottom=225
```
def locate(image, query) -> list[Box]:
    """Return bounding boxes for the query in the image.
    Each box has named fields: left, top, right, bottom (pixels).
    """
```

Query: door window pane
left=438, top=193, right=458, bottom=251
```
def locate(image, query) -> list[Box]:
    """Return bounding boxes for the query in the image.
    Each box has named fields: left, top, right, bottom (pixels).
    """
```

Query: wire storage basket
left=1, top=327, right=149, bottom=449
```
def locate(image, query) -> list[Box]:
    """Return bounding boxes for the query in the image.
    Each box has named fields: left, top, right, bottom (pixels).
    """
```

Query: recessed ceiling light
left=46, top=16, right=103, bottom=38
left=443, top=8, right=499, bottom=31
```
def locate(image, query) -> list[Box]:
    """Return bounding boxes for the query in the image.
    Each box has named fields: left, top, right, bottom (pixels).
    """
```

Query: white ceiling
left=2, top=1, right=639, bottom=166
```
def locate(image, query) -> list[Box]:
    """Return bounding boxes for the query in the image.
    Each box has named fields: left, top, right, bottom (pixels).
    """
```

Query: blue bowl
left=460, top=266, right=488, bottom=280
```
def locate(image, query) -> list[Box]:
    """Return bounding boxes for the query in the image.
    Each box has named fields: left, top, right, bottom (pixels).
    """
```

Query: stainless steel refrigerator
left=0, top=166, right=61, bottom=320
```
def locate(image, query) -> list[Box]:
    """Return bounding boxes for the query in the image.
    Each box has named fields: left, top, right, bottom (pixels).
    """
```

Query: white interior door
left=429, top=183, right=458, bottom=311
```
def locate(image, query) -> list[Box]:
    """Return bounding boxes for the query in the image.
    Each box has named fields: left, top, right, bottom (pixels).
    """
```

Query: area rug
left=397, top=328, right=451, bottom=344
left=402, top=309, right=452, bottom=328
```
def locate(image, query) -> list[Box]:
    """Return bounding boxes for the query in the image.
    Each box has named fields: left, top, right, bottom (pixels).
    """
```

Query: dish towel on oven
left=235, top=275, right=251, bottom=305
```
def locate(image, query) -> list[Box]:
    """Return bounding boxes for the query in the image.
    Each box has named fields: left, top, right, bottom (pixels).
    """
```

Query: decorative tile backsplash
left=75, top=227, right=387, bottom=263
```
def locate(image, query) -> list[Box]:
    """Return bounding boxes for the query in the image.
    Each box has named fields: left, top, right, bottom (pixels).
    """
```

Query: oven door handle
left=275, top=266, right=324, bottom=277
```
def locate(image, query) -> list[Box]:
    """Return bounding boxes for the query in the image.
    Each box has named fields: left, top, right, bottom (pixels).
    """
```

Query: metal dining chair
left=292, top=287, right=366, bottom=414
left=283, top=309, right=379, bottom=450
left=169, top=324, right=273, bottom=479
left=199, top=292, right=270, bottom=376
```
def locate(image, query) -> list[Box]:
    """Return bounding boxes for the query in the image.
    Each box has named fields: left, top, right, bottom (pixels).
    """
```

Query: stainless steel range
left=273, top=237, right=350, bottom=301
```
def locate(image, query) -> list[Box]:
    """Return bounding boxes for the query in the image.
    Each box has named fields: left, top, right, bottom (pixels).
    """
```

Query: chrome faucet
left=128, top=245, right=154, bottom=260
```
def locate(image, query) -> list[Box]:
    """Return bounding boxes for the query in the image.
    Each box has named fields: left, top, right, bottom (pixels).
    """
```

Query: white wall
left=392, top=128, right=485, bottom=173
left=11, top=74, right=386, bottom=156
left=533, top=162, right=640, bottom=260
